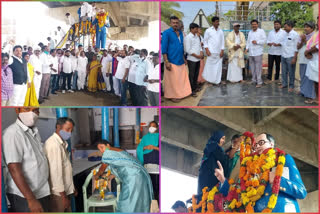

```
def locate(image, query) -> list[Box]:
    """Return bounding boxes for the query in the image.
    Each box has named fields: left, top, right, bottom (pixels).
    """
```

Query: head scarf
left=201, top=131, right=225, bottom=165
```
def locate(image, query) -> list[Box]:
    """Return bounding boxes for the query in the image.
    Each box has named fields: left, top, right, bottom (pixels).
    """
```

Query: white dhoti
left=113, top=76, right=121, bottom=96
left=9, top=84, right=28, bottom=106
left=77, top=69, right=87, bottom=90
left=202, top=53, right=223, bottom=84
left=306, top=53, right=319, bottom=83
left=227, top=57, right=243, bottom=82
left=33, top=74, right=42, bottom=100
left=103, top=73, right=111, bottom=91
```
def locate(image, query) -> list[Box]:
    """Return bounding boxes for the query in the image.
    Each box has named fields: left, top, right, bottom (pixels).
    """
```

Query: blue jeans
left=281, top=57, right=296, bottom=89
left=50, top=75, right=58, bottom=93
left=72, top=70, right=78, bottom=90
left=120, top=80, right=128, bottom=105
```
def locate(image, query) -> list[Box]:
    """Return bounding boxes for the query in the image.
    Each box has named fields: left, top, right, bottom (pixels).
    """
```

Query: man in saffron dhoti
left=202, top=16, right=225, bottom=85
left=245, top=20, right=266, bottom=88
left=162, top=16, right=191, bottom=103
left=226, top=23, right=246, bottom=83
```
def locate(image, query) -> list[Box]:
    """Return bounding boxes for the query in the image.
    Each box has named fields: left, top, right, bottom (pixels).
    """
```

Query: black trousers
left=61, top=72, right=73, bottom=90
left=128, top=82, right=138, bottom=106
left=267, top=54, right=281, bottom=80
left=187, top=60, right=200, bottom=92
left=136, top=85, right=148, bottom=106
left=7, top=193, right=50, bottom=212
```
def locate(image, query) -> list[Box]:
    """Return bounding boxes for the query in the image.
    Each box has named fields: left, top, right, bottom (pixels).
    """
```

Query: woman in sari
left=23, top=52, right=39, bottom=106
left=87, top=54, right=103, bottom=92
left=94, top=140, right=154, bottom=213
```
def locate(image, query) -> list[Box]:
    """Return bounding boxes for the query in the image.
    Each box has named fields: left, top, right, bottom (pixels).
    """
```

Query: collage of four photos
left=1, top=0, right=319, bottom=213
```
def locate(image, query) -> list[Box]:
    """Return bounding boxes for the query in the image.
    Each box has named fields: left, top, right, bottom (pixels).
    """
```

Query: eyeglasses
left=253, top=139, right=269, bottom=149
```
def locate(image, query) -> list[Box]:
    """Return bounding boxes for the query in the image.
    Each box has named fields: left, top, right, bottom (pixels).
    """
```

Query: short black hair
left=56, top=117, right=75, bottom=129
left=141, top=49, right=148, bottom=56
left=170, top=16, right=179, bottom=21
left=251, top=19, right=259, bottom=24
left=50, top=49, right=56, bottom=54
left=28, top=46, right=33, bottom=51
left=274, top=20, right=281, bottom=25
left=65, top=50, right=71, bottom=53
left=134, top=49, right=140, bottom=55
left=47, top=37, right=51, bottom=40
left=41, top=45, right=48, bottom=51
left=96, top=139, right=114, bottom=147
left=189, top=23, right=199, bottom=31
left=149, top=121, right=158, bottom=128
left=284, top=20, right=294, bottom=28
left=129, top=46, right=134, bottom=50
left=152, top=52, right=159, bottom=57
left=22, top=52, right=29, bottom=58
left=211, top=16, right=219, bottom=22
left=2, top=53, right=9, bottom=59
left=66, top=13, right=70, bottom=16
left=13, top=45, right=22, bottom=52
left=78, top=44, right=83, bottom=48
left=231, top=134, right=241, bottom=142
left=171, top=200, right=186, bottom=210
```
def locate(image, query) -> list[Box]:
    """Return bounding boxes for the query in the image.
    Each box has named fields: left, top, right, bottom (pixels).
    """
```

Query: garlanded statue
left=93, top=9, right=110, bottom=49
left=190, top=132, right=307, bottom=213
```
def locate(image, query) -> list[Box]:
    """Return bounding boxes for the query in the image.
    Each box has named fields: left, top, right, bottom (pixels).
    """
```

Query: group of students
left=162, top=16, right=319, bottom=104
left=2, top=108, right=159, bottom=212
left=1, top=42, right=159, bottom=106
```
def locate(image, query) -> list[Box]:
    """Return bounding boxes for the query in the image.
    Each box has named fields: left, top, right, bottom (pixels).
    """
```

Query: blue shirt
left=161, top=27, right=185, bottom=65
left=135, top=58, right=149, bottom=86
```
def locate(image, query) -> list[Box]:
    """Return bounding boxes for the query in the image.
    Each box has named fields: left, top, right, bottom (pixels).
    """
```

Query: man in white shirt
left=115, top=50, right=130, bottom=105
left=266, top=20, right=286, bottom=83
left=57, top=26, right=66, bottom=43
left=29, top=46, right=43, bottom=99
left=2, top=39, right=15, bottom=57
left=48, top=49, right=59, bottom=95
left=100, top=50, right=113, bottom=92
left=145, top=53, right=160, bottom=106
left=80, top=2, right=91, bottom=21
left=47, top=37, right=56, bottom=51
left=65, top=13, right=75, bottom=26
left=184, top=23, right=203, bottom=96
left=62, top=50, right=73, bottom=93
left=2, top=108, right=50, bottom=212
left=39, top=45, right=52, bottom=104
left=44, top=117, right=75, bottom=212
left=202, top=16, right=225, bottom=85
left=279, top=20, right=299, bottom=92
left=245, top=19, right=266, bottom=88
left=128, top=50, right=140, bottom=106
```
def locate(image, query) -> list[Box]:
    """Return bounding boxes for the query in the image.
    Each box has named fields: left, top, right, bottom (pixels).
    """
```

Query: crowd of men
left=161, top=16, right=319, bottom=104
left=2, top=42, right=159, bottom=106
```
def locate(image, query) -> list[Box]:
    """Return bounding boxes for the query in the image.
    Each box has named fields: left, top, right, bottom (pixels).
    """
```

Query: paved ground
left=41, top=90, right=124, bottom=106
left=162, top=81, right=316, bottom=107
left=198, top=81, right=315, bottom=106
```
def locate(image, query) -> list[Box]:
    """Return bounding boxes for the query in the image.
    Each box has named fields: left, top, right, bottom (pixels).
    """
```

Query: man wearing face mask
left=44, top=117, right=76, bottom=212
left=135, top=49, right=151, bottom=106
left=2, top=108, right=50, bottom=212
left=136, top=121, right=159, bottom=201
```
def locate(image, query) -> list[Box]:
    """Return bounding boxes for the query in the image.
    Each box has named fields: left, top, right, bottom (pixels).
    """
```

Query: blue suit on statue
left=93, top=16, right=110, bottom=49
left=220, top=153, right=307, bottom=212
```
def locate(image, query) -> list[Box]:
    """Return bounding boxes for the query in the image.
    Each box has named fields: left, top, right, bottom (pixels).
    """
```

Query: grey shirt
left=2, top=119, right=50, bottom=199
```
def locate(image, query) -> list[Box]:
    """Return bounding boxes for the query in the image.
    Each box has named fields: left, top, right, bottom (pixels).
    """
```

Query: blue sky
left=173, top=2, right=238, bottom=28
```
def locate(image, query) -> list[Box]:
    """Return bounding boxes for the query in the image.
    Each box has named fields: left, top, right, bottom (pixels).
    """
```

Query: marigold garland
left=189, top=132, right=286, bottom=213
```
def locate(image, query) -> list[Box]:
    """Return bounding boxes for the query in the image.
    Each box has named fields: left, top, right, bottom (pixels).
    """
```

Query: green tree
left=270, top=2, right=314, bottom=28
left=161, top=2, right=184, bottom=25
